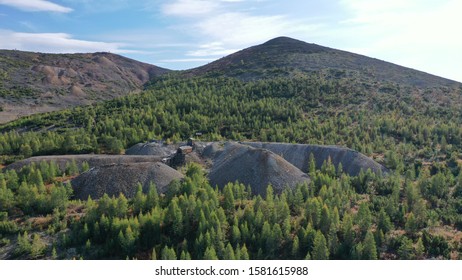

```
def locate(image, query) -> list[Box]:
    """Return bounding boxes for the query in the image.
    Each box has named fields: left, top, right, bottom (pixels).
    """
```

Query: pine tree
left=17, top=231, right=31, bottom=255
left=224, top=243, right=236, bottom=260
left=356, top=203, right=372, bottom=236
left=337, top=162, right=343, bottom=177
left=65, top=159, right=79, bottom=176
left=161, top=246, right=177, bottom=260
left=331, top=207, right=340, bottom=230
left=340, top=213, right=354, bottom=258
left=292, top=235, right=300, bottom=259
left=415, top=237, right=425, bottom=259
left=377, top=208, right=392, bottom=233
left=30, top=234, right=46, bottom=259
left=223, top=184, right=235, bottom=215
left=327, top=226, right=339, bottom=258
left=133, top=183, right=146, bottom=214
left=312, top=231, right=329, bottom=260
left=398, top=237, right=415, bottom=260
left=81, top=161, right=90, bottom=172
left=203, top=246, right=218, bottom=260
left=405, top=212, right=418, bottom=235
left=51, top=247, right=58, bottom=260
left=146, top=182, right=159, bottom=209
left=181, top=250, right=192, bottom=260
left=0, top=179, right=14, bottom=211
left=320, top=204, right=331, bottom=235
left=362, top=230, right=377, bottom=260
left=308, top=153, right=316, bottom=174
left=240, top=244, right=250, bottom=260
left=165, top=198, right=183, bottom=237
left=231, top=224, right=241, bottom=247
left=29, top=169, right=44, bottom=187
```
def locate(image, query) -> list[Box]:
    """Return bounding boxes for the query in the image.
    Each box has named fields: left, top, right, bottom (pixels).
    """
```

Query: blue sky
left=0, top=0, right=461, bottom=82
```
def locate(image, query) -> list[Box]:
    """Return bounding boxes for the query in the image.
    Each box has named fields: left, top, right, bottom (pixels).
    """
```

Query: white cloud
left=162, top=0, right=219, bottom=16
left=339, top=0, right=462, bottom=81
left=186, top=42, right=239, bottom=57
left=191, top=12, right=320, bottom=57
left=0, top=30, right=138, bottom=54
left=0, top=0, right=73, bottom=13
left=160, top=1, right=321, bottom=59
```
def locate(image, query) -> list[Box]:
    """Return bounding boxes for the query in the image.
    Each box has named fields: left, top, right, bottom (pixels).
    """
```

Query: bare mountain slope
left=187, top=37, right=460, bottom=88
left=0, top=50, right=170, bottom=123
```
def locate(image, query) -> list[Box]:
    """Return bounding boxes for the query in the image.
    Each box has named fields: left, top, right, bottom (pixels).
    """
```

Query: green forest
left=1, top=75, right=462, bottom=259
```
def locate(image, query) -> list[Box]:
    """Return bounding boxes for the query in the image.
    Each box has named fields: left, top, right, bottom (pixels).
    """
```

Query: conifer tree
left=204, top=246, right=218, bottom=260
left=240, top=244, right=250, bottom=260
left=146, top=182, right=159, bottom=210
left=312, top=231, right=329, bottom=260
left=377, top=208, right=392, bottom=233
left=161, top=246, right=177, bottom=260
left=398, top=237, right=415, bottom=260
left=292, top=235, right=300, bottom=259
left=362, top=230, right=377, bottom=260
left=224, top=243, right=236, bottom=260
left=308, top=153, right=316, bottom=174
left=223, top=184, right=235, bottom=215
left=356, top=203, right=372, bottom=236
left=30, top=233, right=46, bottom=259
left=415, top=237, right=425, bottom=259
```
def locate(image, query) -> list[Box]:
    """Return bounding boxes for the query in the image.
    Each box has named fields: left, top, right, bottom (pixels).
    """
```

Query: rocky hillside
left=186, top=37, right=460, bottom=88
left=0, top=50, right=169, bottom=123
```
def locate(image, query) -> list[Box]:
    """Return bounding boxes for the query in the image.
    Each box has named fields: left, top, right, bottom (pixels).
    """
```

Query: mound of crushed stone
left=70, top=162, right=183, bottom=200
left=6, top=154, right=163, bottom=173
left=201, top=142, right=223, bottom=159
left=242, top=142, right=387, bottom=176
left=125, top=142, right=176, bottom=157
left=207, top=142, right=310, bottom=195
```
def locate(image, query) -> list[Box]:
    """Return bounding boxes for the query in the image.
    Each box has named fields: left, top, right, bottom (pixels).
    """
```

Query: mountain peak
left=263, top=36, right=303, bottom=44
left=257, top=36, right=329, bottom=54
left=187, top=37, right=459, bottom=87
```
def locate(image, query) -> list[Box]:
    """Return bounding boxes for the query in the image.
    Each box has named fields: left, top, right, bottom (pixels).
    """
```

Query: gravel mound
left=6, top=154, right=163, bottom=172
left=125, top=142, right=175, bottom=157
left=242, top=142, right=387, bottom=176
left=70, top=162, right=183, bottom=200
left=201, top=142, right=223, bottom=159
left=207, top=142, right=310, bottom=195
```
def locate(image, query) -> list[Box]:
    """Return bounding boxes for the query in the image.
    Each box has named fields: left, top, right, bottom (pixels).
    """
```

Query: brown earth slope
left=0, top=50, right=170, bottom=123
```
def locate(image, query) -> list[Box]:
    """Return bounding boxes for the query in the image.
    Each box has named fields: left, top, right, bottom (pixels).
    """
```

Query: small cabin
left=178, top=145, right=193, bottom=154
